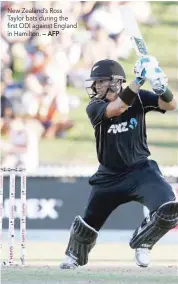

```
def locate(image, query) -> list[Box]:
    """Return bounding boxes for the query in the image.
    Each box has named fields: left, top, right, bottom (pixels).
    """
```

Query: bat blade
left=120, top=5, right=148, bottom=56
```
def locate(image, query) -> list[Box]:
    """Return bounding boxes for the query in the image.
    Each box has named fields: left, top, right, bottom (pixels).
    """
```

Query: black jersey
left=86, top=89, right=165, bottom=171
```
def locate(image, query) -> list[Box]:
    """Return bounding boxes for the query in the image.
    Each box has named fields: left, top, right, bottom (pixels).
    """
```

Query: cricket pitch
left=1, top=265, right=178, bottom=284
left=1, top=242, right=178, bottom=283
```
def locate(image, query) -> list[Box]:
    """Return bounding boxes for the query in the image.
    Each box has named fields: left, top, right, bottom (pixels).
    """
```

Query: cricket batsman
left=60, top=57, right=178, bottom=269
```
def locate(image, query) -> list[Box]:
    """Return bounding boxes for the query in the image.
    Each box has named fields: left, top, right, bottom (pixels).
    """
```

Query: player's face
left=95, top=80, right=110, bottom=97
left=105, top=79, right=122, bottom=101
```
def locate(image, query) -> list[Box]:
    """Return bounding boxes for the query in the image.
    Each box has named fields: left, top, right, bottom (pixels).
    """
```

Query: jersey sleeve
left=138, top=89, right=166, bottom=114
left=86, top=99, right=109, bottom=127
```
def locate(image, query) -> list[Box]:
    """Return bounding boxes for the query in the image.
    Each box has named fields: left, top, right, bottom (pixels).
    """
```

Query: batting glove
left=134, top=55, right=159, bottom=86
left=146, top=66, right=168, bottom=95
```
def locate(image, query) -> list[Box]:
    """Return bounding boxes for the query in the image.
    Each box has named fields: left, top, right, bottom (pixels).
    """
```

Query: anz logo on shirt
left=107, top=118, right=138, bottom=134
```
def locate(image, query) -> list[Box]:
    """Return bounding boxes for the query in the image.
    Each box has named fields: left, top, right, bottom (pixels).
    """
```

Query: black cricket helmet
left=85, top=59, right=126, bottom=99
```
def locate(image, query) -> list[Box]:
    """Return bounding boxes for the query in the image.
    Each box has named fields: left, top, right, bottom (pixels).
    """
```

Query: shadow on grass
left=148, top=141, right=178, bottom=148
left=68, top=135, right=95, bottom=142
left=67, top=136, right=178, bottom=147
left=147, top=125, right=178, bottom=130
left=161, top=20, right=178, bottom=27
left=160, top=1, right=178, bottom=5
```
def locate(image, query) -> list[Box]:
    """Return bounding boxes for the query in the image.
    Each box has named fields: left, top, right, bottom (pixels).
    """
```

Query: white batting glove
left=134, top=55, right=168, bottom=94
left=134, top=55, right=158, bottom=85
left=146, top=66, right=168, bottom=95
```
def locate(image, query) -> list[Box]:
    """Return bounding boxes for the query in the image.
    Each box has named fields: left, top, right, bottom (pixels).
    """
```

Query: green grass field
left=38, top=2, right=178, bottom=166
left=1, top=266, right=178, bottom=284
left=1, top=242, right=178, bottom=284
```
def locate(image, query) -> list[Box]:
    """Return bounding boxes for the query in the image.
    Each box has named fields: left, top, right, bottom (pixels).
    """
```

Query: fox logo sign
left=108, top=118, right=137, bottom=134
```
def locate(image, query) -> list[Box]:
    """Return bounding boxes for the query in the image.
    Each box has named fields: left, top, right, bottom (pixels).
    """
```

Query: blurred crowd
left=0, top=1, right=158, bottom=169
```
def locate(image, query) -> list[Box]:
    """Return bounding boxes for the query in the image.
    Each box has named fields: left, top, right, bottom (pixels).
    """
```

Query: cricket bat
left=120, top=5, right=148, bottom=57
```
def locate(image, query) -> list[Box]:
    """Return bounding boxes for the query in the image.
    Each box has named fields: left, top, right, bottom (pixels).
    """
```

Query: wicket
left=0, top=168, right=27, bottom=266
